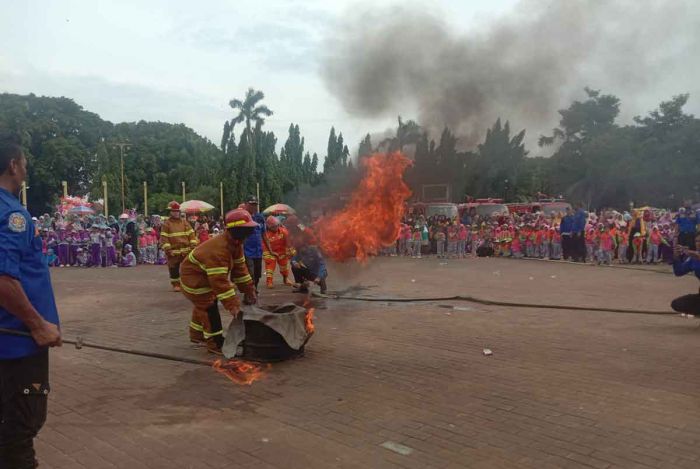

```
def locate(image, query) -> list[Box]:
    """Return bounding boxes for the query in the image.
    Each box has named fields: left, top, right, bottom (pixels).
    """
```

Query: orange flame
left=212, top=359, right=270, bottom=385
left=302, top=298, right=316, bottom=334
left=315, top=152, right=412, bottom=262
left=305, top=307, right=315, bottom=334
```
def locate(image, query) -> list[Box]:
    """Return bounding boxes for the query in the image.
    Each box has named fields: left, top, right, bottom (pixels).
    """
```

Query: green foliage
left=148, top=192, right=181, bottom=215
left=543, top=90, right=700, bottom=208
left=4, top=88, right=698, bottom=215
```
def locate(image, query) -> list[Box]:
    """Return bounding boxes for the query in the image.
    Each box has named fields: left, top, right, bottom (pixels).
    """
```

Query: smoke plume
left=322, top=0, right=700, bottom=149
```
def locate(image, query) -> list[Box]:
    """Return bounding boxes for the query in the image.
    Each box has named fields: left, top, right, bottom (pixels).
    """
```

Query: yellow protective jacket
left=179, top=233, right=253, bottom=312
left=160, top=217, right=197, bottom=256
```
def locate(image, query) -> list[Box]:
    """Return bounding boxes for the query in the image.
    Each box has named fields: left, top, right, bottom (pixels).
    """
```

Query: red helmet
left=225, top=209, right=258, bottom=229
left=167, top=201, right=180, bottom=211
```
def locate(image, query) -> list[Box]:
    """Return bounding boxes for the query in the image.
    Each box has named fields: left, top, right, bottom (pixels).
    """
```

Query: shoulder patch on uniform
left=8, top=212, right=27, bottom=233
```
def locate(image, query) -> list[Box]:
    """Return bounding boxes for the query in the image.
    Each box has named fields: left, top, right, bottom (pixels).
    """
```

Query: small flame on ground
left=212, top=359, right=270, bottom=385
left=316, top=152, right=412, bottom=262
left=305, top=308, right=316, bottom=334
left=302, top=298, right=316, bottom=334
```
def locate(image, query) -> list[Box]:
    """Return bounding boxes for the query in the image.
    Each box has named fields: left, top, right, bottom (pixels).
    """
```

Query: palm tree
left=228, top=88, right=273, bottom=147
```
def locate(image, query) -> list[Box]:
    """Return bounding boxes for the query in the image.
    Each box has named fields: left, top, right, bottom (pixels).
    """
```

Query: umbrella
left=263, top=203, right=296, bottom=216
left=180, top=200, right=215, bottom=214
left=69, top=205, right=95, bottom=215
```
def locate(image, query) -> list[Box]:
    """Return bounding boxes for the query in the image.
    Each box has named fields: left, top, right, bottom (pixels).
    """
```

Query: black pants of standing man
left=245, top=257, right=262, bottom=292
left=0, top=350, right=49, bottom=469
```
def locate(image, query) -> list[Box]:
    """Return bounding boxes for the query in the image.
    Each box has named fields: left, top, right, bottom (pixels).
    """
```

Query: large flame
left=212, top=359, right=270, bottom=385
left=316, top=152, right=412, bottom=262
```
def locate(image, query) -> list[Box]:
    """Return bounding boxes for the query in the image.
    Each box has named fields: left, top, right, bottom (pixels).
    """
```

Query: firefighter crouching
left=179, top=209, right=257, bottom=355
left=160, top=201, right=198, bottom=291
left=263, top=215, right=294, bottom=288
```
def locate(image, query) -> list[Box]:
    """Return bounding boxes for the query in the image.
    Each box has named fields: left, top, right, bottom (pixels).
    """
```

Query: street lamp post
left=112, top=142, right=131, bottom=214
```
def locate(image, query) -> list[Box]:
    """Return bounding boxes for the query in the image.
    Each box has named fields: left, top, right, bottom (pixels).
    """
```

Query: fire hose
left=314, top=293, right=678, bottom=316
left=0, top=327, right=213, bottom=366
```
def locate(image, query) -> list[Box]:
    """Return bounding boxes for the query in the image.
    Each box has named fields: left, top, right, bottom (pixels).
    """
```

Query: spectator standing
left=242, top=195, right=266, bottom=292
left=560, top=208, right=574, bottom=260
left=0, top=141, right=62, bottom=469
left=572, top=207, right=587, bottom=262
left=676, top=207, right=697, bottom=250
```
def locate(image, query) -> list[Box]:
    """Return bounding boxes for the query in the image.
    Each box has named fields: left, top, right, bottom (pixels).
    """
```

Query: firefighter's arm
left=203, top=253, right=240, bottom=314
left=262, top=233, right=275, bottom=258
left=160, top=221, right=172, bottom=252
left=231, top=251, right=256, bottom=302
left=231, top=255, right=255, bottom=302
left=262, top=233, right=275, bottom=260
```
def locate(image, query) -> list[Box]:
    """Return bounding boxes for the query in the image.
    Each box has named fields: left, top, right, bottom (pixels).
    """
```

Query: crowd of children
left=383, top=207, right=696, bottom=266
left=36, top=210, right=220, bottom=269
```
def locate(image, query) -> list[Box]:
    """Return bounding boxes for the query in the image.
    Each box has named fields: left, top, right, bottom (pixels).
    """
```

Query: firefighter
left=160, top=201, right=197, bottom=291
left=179, top=209, right=257, bottom=355
left=263, top=216, right=294, bottom=288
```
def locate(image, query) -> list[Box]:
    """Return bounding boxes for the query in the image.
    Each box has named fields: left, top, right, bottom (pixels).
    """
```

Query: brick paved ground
left=37, top=257, right=700, bottom=468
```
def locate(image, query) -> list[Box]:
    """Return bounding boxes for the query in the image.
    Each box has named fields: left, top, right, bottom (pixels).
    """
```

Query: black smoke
left=321, top=0, right=700, bottom=149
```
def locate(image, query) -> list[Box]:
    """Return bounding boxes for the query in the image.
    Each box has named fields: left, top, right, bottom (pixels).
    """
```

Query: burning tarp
left=223, top=303, right=314, bottom=362
left=315, top=152, right=411, bottom=262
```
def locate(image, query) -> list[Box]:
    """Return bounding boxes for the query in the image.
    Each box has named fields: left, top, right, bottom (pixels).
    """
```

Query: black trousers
left=572, top=233, right=585, bottom=262
left=206, top=301, right=224, bottom=348
left=561, top=235, right=572, bottom=260
left=0, top=350, right=49, bottom=469
left=671, top=294, right=700, bottom=315
left=244, top=258, right=262, bottom=290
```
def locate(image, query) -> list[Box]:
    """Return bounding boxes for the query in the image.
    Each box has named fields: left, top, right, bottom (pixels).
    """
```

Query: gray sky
left=2, top=0, right=698, bottom=158
left=0, top=0, right=519, bottom=157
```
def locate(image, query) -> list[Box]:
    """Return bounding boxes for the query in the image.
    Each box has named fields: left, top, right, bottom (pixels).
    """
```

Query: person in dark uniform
left=0, top=141, right=62, bottom=469
left=241, top=195, right=266, bottom=293
left=671, top=232, right=700, bottom=316
left=572, top=207, right=587, bottom=262
left=559, top=208, right=574, bottom=261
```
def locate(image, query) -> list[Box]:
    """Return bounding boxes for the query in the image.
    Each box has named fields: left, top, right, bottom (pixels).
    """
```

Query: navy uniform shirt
left=673, top=255, right=700, bottom=281
left=0, top=187, right=60, bottom=359
left=244, top=212, right=266, bottom=259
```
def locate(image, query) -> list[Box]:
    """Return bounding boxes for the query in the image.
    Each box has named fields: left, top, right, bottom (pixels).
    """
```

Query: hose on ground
left=314, top=293, right=678, bottom=316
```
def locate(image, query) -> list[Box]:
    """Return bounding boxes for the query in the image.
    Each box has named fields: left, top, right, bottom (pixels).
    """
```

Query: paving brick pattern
left=37, top=258, right=700, bottom=468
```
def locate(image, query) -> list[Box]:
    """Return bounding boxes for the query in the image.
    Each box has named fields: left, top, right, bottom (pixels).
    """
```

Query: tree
left=468, top=119, right=527, bottom=200
left=358, top=134, right=372, bottom=159
left=227, top=88, right=273, bottom=172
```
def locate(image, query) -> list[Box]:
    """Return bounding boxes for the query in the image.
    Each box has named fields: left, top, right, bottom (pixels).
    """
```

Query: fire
left=212, top=359, right=270, bottom=385
left=315, top=152, right=412, bottom=262
left=302, top=298, right=316, bottom=334
left=305, top=307, right=315, bottom=334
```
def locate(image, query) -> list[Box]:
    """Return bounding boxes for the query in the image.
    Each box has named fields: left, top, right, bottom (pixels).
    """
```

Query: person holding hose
left=671, top=232, right=700, bottom=316
left=0, top=140, right=62, bottom=469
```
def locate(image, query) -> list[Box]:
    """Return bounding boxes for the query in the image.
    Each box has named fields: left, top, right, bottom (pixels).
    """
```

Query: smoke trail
left=321, top=0, right=700, bottom=149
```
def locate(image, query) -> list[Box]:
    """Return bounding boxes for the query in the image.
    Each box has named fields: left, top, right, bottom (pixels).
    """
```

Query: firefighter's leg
left=202, top=299, right=225, bottom=354
left=167, top=255, right=182, bottom=290
left=264, top=256, right=276, bottom=288
left=278, top=256, right=293, bottom=285
left=182, top=291, right=206, bottom=345
left=189, top=304, right=205, bottom=345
